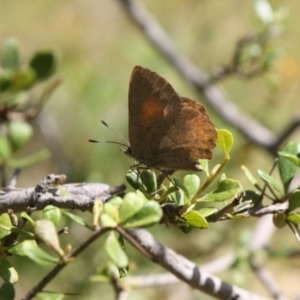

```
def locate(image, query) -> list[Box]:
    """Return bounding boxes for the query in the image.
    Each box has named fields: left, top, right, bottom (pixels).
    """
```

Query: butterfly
left=123, top=66, right=217, bottom=172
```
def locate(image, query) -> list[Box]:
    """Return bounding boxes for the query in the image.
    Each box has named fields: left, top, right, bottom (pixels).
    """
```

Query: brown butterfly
left=123, top=66, right=217, bottom=172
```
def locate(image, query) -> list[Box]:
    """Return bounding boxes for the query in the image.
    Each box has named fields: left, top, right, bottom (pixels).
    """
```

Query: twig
left=0, top=174, right=126, bottom=214
left=250, top=255, right=286, bottom=300
left=6, top=168, right=21, bottom=189
left=119, top=228, right=272, bottom=300
left=125, top=252, right=236, bottom=288
left=22, top=227, right=109, bottom=300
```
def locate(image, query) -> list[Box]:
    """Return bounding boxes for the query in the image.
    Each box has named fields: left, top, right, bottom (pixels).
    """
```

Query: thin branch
left=125, top=252, right=236, bottom=288
left=250, top=255, right=286, bottom=300
left=22, top=227, right=109, bottom=300
left=0, top=174, right=126, bottom=214
left=120, top=228, right=272, bottom=300
left=6, top=168, right=21, bottom=189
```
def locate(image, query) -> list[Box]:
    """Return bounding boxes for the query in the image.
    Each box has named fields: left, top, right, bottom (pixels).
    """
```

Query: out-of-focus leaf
left=119, top=192, right=145, bottom=224
left=105, top=232, right=128, bottom=268
left=0, top=282, right=15, bottom=300
left=7, top=121, right=33, bottom=152
left=2, top=38, right=20, bottom=70
left=288, top=190, right=300, bottom=213
left=8, top=149, right=51, bottom=168
left=62, top=211, right=93, bottom=230
left=21, top=240, right=59, bottom=266
left=34, top=220, right=64, bottom=257
left=0, top=214, right=13, bottom=239
left=29, top=50, right=57, bottom=80
left=257, top=169, right=284, bottom=196
left=36, top=292, right=65, bottom=300
left=122, top=201, right=162, bottom=228
left=0, top=135, right=12, bottom=164
left=287, top=213, right=300, bottom=225
left=0, top=258, right=18, bottom=284
left=42, top=205, right=61, bottom=226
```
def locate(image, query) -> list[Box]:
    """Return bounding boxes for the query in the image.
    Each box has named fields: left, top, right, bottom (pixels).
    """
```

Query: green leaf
left=105, top=232, right=128, bottom=268
left=29, top=50, right=57, bottom=80
left=184, top=174, right=200, bottom=199
left=10, top=68, right=36, bottom=91
left=119, top=192, right=145, bottom=224
left=0, top=135, right=12, bottom=164
left=42, top=205, right=61, bottom=226
left=34, top=220, right=64, bottom=257
left=197, top=207, right=218, bottom=217
left=103, top=202, right=120, bottom=224
left=198, top=159, right=209, bottom=176
left=2, top=38, right=21, bottom=70
left=62, top=211, right=93, bottom=230
left=242, top=190, right=260, bottom=204
left=0, top=259, right=18, bottom=284
left=0, top=70, right=14, bottom=92
left=93, top=199, right=103, bottom=227
left=182, top=210, right=208, bottom=229
left=278, top=142, right=300, bottom=192
left=217, top=129, right=233, bottom=155
left=21, top=240, right=59, bottom=266
left=100, top=213, right=117, bottom=228
left=7, top=241, right=31, bottom=256
left=126, top=170, right=143, bottom=190
left=141, top=170, right=157, bottom=194
left=7, top=121, right=33, bottom=152
left=159, top=186, right=179, bottom=203
left=288, top=191, right=300, bottom=212
left=107, top=197, right=123, bottom=207
left=0, top=214, right=13, bottom=239
left=173, top=178, right=189, bottom=195
left=241, top=165, right=260, bottom=188
left=36, top=292, right=65, bottom=300
left=169, top=186, right=185, bottom=206
left=199, top=178, right=243, bottom=202
left=119, top=267, right=128, bottom=278
left=287, top=213, right=300, bottom=225
left=278, top=152, right=300, bottom=167
left=20, top=212, right=35, bottom=227
left=7, top=148, right=51, bottom=168
left=123, top=201, right=163, bottom=228
left=0, top=282, right=15, bottom=300
left=257, top=169, right=284, bottom=196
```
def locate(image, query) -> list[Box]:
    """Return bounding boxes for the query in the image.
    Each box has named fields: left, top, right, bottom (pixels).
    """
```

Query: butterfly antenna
left=88, top=139, right=128, bottom=147
left=101, top=120, right=129, bottom=146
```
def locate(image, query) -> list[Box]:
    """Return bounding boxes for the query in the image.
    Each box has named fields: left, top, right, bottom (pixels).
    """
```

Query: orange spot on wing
left=140, top=97, right=164, bottom=127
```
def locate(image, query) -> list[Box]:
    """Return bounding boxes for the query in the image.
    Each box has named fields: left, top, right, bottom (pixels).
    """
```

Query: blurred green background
left=1, top=0, right=300, bottom=299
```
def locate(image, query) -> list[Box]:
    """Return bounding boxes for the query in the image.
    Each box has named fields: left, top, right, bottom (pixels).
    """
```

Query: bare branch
left=22, top=227, right=110, bottom=300
left=0, top=174, right=126, bottom=214
left=120, top=228, right=272, bottom=300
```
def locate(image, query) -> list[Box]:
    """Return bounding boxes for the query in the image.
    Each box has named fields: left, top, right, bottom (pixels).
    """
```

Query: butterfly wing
left=128, top=66, right=183, bottom=163
left=146, top=97, right=218, bottom=170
